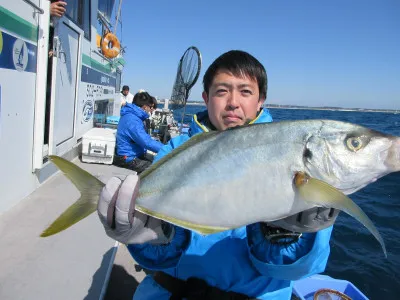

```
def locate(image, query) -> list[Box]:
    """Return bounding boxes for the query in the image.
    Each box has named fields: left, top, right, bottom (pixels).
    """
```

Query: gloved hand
left=269, top=207, right=340, bottom=233
left=97, top=174, right=174, bottom=245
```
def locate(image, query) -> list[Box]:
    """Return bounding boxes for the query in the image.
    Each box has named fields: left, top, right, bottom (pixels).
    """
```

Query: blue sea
left=172, top=105, right=400, bottom=300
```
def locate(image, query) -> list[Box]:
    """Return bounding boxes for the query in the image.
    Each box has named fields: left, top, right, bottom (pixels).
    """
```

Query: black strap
left=153, top=271, right=256, bottom=300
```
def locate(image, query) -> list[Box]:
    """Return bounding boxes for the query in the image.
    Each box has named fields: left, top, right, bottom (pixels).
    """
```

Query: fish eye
left=346, top=137, right=363, bottom=152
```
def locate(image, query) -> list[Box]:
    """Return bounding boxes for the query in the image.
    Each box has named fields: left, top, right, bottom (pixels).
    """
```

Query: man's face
left=142, top=104, right=155, bottom=115
left=202, top=71, right=265, bottom=131
left=122, top=90, right=129, bottom=96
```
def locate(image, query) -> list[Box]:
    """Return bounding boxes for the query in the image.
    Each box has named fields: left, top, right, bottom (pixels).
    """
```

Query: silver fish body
left=136, top=120, right=400, bottom=230
left=41, top=119, right=399, bottom=256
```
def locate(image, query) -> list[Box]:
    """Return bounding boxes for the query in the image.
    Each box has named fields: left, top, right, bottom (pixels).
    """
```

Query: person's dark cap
left=122, top=85, right=129, bottom=91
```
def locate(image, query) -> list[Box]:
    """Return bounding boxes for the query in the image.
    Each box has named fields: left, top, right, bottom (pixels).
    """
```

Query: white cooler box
left=82, top=128, right=116, bottom=164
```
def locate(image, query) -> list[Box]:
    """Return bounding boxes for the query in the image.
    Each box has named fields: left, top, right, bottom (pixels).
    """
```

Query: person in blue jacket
left=98, top=50, right=338, bottom=299
left=113, top=91, right=163, bottom=174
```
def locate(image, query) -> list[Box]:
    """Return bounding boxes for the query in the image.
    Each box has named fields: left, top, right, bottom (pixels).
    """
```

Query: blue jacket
left=128, top=108, right=333, bottom=299
left=116, top=103, right=163, bottom=161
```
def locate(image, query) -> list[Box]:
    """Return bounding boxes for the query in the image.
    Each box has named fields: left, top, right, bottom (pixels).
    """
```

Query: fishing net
left=313, top=288, right=353, bottom=300
left=169, top=46, right=202, bottom=111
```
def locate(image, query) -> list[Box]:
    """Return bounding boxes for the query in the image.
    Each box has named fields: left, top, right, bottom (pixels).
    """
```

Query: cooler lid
left=83, top=128, right=116, bottom=142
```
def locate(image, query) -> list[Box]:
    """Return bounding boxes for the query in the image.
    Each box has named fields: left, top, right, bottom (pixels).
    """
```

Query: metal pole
left=114, top=0, right=123, bottom=35
left=179, top=88, right=189, bottom=132
left=22, top=0, right=44, bottom=14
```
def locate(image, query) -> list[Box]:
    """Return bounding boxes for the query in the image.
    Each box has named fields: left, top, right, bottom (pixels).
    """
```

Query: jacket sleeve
left=153, top=135, right=191, bottom=161
left=126, top=135, right=192, bottom=270
left=246, top=223, right=333, bottom=281
left=126, top=117, right=164, bottom=153
left=127, top=226, right=190, bottom=270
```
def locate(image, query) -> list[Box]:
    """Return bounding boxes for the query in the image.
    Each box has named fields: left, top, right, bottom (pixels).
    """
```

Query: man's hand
left=97, top=174, right=174, bottom=245
left=269, top=207, right=340, bottom=233
left=50, top=1, right=67, bottom=18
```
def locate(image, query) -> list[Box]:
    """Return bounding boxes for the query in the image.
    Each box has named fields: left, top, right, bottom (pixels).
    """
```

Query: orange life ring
left=101, top=32, right=120, bottom=59
left=96, top=34, right=101, bottom=48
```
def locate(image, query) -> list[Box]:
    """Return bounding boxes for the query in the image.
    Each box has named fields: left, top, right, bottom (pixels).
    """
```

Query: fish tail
left=40, top=156, right=105, bottom=237
left=295, top=172, right=387, bottom=258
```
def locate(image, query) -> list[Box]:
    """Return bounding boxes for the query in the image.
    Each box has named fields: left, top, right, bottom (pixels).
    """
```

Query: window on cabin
left=65, top=0, right=91, bottom=40
left=116, top=70, right=122, bottom=92
left=98, top=0, right=115, bottom=21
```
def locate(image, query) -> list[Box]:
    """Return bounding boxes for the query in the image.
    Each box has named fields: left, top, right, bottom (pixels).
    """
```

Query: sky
left=116, top=0, right=399, bottom=110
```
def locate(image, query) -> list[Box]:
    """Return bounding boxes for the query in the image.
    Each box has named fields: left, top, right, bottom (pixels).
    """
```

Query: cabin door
left=49, top=22, right=79, bottom=155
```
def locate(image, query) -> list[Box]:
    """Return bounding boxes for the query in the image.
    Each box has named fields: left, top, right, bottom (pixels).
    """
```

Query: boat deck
left=0, top=155, right=370, bottom=300
left=0, top=157, right=143, bottom=300
left=103, top=243, right=153, bottom=300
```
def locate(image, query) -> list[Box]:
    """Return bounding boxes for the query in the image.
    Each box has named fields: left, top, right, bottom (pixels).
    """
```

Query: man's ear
left=202, top=91, right=209, bottom=105
left=257, top=97, right=266, bottom=111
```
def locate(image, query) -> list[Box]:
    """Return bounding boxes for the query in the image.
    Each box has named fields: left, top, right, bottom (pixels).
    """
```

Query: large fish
left=40, top=120, right=400, bottom=257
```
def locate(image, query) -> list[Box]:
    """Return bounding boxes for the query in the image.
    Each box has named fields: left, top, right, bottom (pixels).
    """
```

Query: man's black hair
left=133, top=91, right=155, bottom=108
left=150, top=96, right=158, bottom=108
left=202, top=50, right=268, bottom=100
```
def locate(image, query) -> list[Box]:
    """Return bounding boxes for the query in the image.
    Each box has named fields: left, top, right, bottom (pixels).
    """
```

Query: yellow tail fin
left=40, top=156, right=105, bottom=237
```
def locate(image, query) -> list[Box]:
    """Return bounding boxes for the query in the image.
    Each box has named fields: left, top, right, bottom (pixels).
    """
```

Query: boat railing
left=92, top=50, right=113, bottom=63
left=97, top=11, right=112, bottom=32
left=22, top=0, right=44, bottom=14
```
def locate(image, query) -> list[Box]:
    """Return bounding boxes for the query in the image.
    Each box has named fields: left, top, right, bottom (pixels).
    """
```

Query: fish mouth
left=385, top=138, right=400, bottom=172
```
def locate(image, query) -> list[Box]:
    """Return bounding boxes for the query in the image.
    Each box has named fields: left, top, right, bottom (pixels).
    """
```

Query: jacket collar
left=188, top=108, right=273, bottom=136
left=120, top=103, right=149, bottom=121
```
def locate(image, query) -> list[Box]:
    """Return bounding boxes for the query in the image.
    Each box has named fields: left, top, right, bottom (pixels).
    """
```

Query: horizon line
left=156, top=99, right=399, bottom=112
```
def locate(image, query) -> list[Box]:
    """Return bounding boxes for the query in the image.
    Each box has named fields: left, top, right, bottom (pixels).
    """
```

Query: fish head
left=303, top=120, right=400, bottom=195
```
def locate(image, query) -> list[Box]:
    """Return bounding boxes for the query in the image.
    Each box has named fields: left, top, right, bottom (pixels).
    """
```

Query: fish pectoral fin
left=294, top=172, right=387, bottom=258
left=136, top=205, right=229, bottom=235
left=40, top=197, right=98, bottom=237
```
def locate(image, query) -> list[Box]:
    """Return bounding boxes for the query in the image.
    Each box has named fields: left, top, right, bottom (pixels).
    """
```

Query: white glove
left=97, top=174, right=174, bottom=245
left=270, top=207, right=340, bottom=233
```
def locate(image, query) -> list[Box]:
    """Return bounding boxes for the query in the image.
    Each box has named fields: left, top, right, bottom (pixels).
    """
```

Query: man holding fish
left=43, top=49, right=398, bottom=297
left=97, top=50, right=338, bottom=299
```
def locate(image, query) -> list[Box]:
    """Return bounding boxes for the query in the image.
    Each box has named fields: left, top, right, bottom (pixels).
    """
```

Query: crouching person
left=113, top=91, right=162, bottom=174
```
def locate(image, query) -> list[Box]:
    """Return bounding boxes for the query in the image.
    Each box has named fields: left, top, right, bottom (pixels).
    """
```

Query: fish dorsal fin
left=139, top=123, right=264, bottom=180
left=139, top=131, right=220, bottom=180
